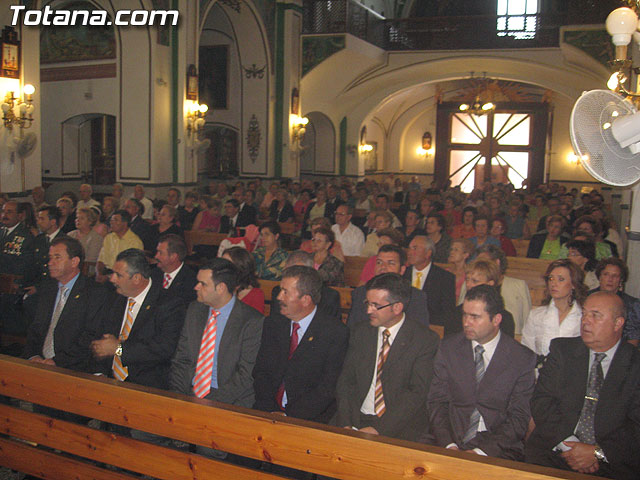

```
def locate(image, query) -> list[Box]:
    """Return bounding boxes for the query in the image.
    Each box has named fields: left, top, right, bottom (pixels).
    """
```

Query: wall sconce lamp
left=291, top=114, right=309, bottom=143
left=416, top=131, right=434, bottom=159
left=1, top=84, right=35, bottom=131
left=567, top=152, right=588, bottom=165
left=186, top=101, right=208, bottom=138
left=358, top=143, right=373, bottom=153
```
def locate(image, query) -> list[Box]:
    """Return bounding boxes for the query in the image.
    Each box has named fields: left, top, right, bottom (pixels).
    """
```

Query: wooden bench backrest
left=344, top=255, right=368, bottom=287
left=0, top=356, right=584, bottom=480
left=511, top=239, right=530, bottom=258
left=184, top=231, right=228, bottom=255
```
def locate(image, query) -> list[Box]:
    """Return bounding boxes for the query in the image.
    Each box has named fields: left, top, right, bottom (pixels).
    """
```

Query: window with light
left=497, top=0, right=539, bottom=39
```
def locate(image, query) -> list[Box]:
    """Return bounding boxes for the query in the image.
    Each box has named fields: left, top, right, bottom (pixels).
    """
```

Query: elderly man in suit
left=526, top=291, right=640, bottom=479
left=404, top=235, right=454, bottom=327
left=253, top=265, right=348, bottom=422
left=347, top=244, right=429, bottom=329
left=152, top=234, right=197, bottom=305
left=24, top=237, right=109, bottom=371
left=90, top=248, right=185, bottom=390
left=426, top=284, right=536, bottom=459
left=334, top=273, right=439, bottom=441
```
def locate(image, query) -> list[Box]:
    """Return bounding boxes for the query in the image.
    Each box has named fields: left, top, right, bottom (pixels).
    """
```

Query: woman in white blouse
left=521, top=259, right=587, bottom=358
left=68, top=207, right=104, bottom=274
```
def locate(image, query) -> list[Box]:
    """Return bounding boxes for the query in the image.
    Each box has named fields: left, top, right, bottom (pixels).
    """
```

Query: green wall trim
left=274, top=2, right=287, bottom=178
left=171, top=0, right=179, bottom=182
left=339, top=117, right=347, bottom=176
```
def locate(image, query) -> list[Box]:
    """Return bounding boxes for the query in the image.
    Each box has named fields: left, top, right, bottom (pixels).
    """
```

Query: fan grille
left=570, top=89, right=640, bottom=186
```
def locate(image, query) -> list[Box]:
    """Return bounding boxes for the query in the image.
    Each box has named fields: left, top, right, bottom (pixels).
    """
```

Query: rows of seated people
left=0, top=179, right=638, bottom=479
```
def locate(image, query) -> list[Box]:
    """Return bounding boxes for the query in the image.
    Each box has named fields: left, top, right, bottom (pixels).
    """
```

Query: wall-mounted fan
left=570, top=89, right=640, bottom=187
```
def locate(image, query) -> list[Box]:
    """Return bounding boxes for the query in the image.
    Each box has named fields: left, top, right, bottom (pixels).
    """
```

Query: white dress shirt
left=332, top=223, right=365, bottom=257
left=360, top=315, right=405, bottom=415
left=521, top=299, right=582, bottom=356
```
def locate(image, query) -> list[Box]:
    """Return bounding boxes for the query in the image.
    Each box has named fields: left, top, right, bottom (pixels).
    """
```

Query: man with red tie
left=252, top=265, right=349, bottom=423
left=169, top=257, right=263, bottom=406
left=334, top=273, right=439, bottom=441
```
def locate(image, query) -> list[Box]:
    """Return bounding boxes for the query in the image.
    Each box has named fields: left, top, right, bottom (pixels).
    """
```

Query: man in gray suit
left=426, top=284, right=536, bottom=460
left=334, top=273, right=439, bottom=441
left=170, top=257, right=263, bottom=409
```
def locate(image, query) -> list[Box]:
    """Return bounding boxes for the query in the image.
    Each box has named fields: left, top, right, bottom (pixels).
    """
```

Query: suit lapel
left=128, top=283, right=159, bottom=338
left=384, top=320, right=413, bottom=368
left=55, top=275, right=86, bottom=331
left=596, top=342, right=631, bottom=435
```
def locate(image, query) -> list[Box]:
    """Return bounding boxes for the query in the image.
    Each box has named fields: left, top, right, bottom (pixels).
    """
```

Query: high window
left=497, top=0, right=539, bottom=39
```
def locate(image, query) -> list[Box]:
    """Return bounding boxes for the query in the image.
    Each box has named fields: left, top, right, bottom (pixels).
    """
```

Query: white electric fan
left=570, top=89, right=640, bottom=187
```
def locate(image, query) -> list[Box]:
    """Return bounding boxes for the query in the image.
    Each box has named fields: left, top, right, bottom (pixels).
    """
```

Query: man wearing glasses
left=334, top=273, right=439, bottom=441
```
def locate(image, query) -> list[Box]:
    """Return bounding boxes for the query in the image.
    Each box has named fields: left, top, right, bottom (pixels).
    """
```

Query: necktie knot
left=59, top=285, right=68, bottom=300
left=382, top=329, right=391, bottom=342
left=163, top=273, right=171, bottom=288
left=127, top=298, right=135, bottom=311
left=594, top=352, right=606, bottom=364
left=474, top=345, right=485, bottom=356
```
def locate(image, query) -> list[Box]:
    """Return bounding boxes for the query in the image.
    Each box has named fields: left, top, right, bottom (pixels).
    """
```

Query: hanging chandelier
left=458, top=74, right=496, bottom=116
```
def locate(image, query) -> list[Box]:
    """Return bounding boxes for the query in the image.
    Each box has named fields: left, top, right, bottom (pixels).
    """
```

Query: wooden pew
left=511, top=239, right=530, bottom=258
left=184, top=231, right=228, bottom=255
left=344, top=255, right=368, bottom=288
left=0, top=356, right=587, bottom=480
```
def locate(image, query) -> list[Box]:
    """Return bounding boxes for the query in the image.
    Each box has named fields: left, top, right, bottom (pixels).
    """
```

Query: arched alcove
left=300, top=111, right=335, bottom=174
left=61, top=113, right=116, bottom=185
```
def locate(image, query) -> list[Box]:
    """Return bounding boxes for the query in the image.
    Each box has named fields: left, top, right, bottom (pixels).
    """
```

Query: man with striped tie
left=169, top=257, right=263, bottom=408
left=90, top=248, right=185, bottom=390
left=334, top=273, right=439, bottom=441
left=426, top=284, right=536, bottom=460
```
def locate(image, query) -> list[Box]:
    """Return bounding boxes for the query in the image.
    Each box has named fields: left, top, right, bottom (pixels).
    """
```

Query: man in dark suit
left=232, top=187, right=257, bottom=226
left=169, top=258, right=263, bottom=408
left=90, top=248, right=185, bottom=390
left=404, top=235, right=455, bottom=327
left=334, top=273, right=439, bottom=441
left=125, top=198, right=155, bottom=251
left=0, top=200, right=35, bottom=275
left=152, top=234, right=197, bottom=305
left=426, top=285, right=536, bottom=459
left=23, top=237, right=109, bottom=372
left=270, top=250, right=341, bottom=321
left=526, top=291, right=640, bottom=479
left=220, top=199, right=252, bottom=235
left=253, top=265, right=348, bottom=423
left=24, top=206, right=66, bottom=292
left=348, top=244, right=429, bottom=329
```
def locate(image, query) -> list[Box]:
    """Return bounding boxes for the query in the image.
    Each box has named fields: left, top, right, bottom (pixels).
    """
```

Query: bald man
left=526, top=292, right=640, bottom=479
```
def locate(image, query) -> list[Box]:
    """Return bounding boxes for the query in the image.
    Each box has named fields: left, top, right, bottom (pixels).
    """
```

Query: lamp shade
left=606, top=7, right=638, bottom=46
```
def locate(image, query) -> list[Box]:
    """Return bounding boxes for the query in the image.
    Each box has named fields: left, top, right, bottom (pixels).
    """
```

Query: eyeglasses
left=363, top=301, right=398, bottom=311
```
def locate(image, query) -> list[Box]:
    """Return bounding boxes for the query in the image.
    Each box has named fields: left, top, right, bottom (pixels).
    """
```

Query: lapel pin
left=75, top=294, right=80, bottom=299
left=146, top=305, right=151, bottom=310
left=308, top=336, right=313, bottom=342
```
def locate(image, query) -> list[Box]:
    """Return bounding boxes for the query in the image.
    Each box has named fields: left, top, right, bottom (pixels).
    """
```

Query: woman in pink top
left=192, top=196, right=221, bottom=232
